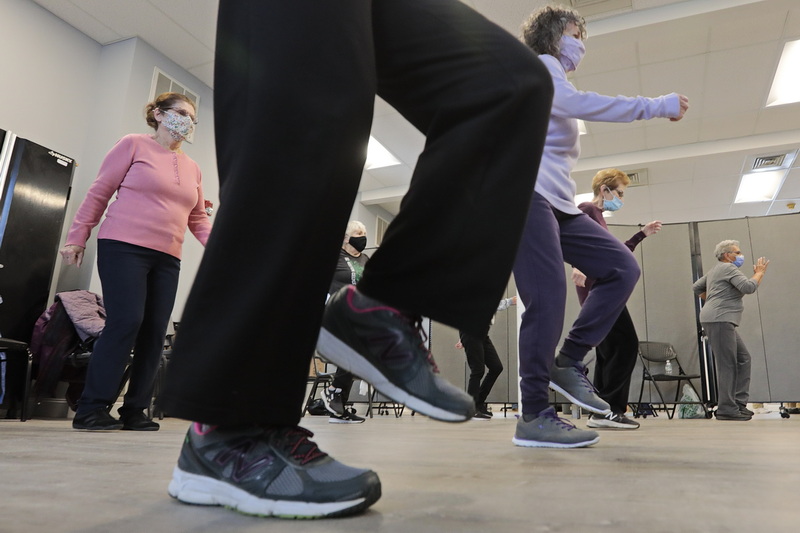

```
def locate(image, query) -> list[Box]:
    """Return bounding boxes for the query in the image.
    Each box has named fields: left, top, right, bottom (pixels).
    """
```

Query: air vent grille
left=752, top=154, right=786, bottom=170
left=623, top=168, right=648, bottom=187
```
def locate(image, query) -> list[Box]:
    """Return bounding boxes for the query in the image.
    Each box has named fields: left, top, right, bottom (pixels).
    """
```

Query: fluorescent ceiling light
left=767, top=39, right=800, bottom=107
left=365, top=136, right=401, bottom=170
left=734, top=170, right=785, bottom=203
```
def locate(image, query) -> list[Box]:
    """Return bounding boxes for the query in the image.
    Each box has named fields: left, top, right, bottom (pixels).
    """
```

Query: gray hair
left=344, top=220, right=366, bottom=238
left=714, top=240, right=740, bottom=260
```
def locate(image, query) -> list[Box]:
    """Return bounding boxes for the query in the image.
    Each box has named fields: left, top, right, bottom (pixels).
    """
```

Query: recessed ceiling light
left=767, top=39, right=800, bottom=107
left=365, top=136, right=401, bottom=170
left=734, top=170, right=785, bottom=203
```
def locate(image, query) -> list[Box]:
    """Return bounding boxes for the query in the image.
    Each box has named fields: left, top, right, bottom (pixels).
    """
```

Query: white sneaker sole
left=586, top=420, right=639, bottom=429
left=511, top=435, right=600, bottom=448
left=317, top=328, right=470, bottom=423
left=168, top=467, right=367, bottom=518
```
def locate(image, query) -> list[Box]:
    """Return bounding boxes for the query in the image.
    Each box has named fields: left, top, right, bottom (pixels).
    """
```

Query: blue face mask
left=733, top=255, right=745, bottom=268
left=603, top=196, right=623, bottom=211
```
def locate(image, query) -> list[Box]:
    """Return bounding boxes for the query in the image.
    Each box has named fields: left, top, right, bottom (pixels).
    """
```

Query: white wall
left=0, top=0, right=218, bottom=321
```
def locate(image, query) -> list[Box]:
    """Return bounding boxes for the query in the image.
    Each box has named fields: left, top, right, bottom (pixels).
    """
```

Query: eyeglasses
left=727, top=250, right=742, bottom=255
left=161, top=107, right=198, bottom=125
left=604, top=187, right=624, bottom=198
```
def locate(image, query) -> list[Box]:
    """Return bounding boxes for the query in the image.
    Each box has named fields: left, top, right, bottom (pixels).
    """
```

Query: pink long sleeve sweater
left=66, top=134, right=212, bottom=259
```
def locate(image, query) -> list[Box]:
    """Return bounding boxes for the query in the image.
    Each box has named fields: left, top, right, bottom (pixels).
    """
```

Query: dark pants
left=593, top=306, right=639, bottom=414
left=460, top=331, right=503, bottom=407
left=160, top=0, right=552, bottom=427
left=77, top=239, right=179, bottom=416
left=703, top=322, right=751, bottom=416
left=331, top=369, right=355, bottom=404
left=513, top=194, right=640, bottom=415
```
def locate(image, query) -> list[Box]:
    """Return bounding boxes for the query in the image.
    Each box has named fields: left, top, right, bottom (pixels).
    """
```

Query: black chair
left=0, top=338, right=34, bottom=421
left=305, top=354, right=335, bottom=415
left=632, top=341, right=707, bottom=419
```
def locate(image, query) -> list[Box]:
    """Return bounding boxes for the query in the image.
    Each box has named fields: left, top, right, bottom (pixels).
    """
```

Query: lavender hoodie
left=536, top=54, right=680, bottom=215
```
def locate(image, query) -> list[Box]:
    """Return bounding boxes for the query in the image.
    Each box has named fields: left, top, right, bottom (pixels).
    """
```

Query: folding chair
left=0, top=338, right=33, bottom=421
left=633, top=341, right=707, bottom=419
left=305, top=354, right=335, bottom=415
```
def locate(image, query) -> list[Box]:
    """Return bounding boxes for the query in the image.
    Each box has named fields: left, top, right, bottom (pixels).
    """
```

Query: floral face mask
left=161, top=109, right=195, bottom=141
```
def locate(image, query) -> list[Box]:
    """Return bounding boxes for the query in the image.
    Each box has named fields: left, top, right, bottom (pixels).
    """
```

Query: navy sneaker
left=168, top=423, right=381, bottom=518
left=317, top=286, right=475, bottom=422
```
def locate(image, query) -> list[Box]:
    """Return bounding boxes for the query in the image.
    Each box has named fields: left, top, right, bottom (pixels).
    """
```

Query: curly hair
left=591, top=168, right=630, bottom=196
left=714, top=240, right=740, bottom=260
left=144, top=92, right=196, bottom=131
left=521, top=4, right=587, bottom=57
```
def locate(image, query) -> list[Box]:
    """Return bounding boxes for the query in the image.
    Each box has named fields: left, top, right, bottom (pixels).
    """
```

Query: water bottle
left=664, top=359, right=673, bottom=375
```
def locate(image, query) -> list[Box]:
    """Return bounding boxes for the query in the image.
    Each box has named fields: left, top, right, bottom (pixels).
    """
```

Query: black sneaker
left=323, top=387, right=345, bottom=416
left=471, top=411, right=491, bottom=421
left=72, top=408, right=124, bottom=431
left=738, top=404, right=755, bottom=417
left=549, top=360, right=611, bottom=415
left=587, top=412, right=640, bottom=429
left=317, top=286, right=475, bottom=422
left=329, top=410, right=365, bottom=424
left=168, top=423, right=381, bottom=518
left=715, top=412, right=752, bottom=421
left=120, top=411, right=160, bottom=431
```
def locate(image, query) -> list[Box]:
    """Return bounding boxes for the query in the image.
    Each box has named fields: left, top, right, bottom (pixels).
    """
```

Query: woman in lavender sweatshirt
left=60, top=92, right=212, bottom=431
left=511, top=5, right=689, bottom=448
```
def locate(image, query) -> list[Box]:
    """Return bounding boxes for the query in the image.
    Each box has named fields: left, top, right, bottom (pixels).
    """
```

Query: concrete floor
left=2, top=408, right=799, bottom=533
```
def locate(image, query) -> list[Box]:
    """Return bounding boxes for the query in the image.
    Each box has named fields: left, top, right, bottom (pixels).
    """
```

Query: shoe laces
left=406, top=314, right=440, bottom=374
left=275, top=427, right=327, bottom=465
left=543, top=409, right=577, bottom=431
left=573, top=363, right=599, bottom=393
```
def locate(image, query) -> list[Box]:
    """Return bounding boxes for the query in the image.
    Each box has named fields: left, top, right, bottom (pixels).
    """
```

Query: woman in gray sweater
left=692, top=240, right=769, bottom=420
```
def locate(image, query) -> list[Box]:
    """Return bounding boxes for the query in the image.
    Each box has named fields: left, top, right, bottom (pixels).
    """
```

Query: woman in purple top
left=572, top=168, right=661, bottom=429
left=60, top=92, right=212, bottom=432
left=512, top=5, right=688, bottom=448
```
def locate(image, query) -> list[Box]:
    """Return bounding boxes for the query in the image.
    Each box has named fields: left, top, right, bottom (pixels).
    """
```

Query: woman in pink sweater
left=60, top=92, right=211, bottom=431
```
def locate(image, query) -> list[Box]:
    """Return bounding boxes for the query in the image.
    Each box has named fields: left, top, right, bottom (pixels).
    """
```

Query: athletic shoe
left=549, top=361, right=611, bottom=415
left=587, top=412, right=640, bottom=429
left=120, top=411, right=160, bottom=431
left=738, top=405, right=755, bottom=417
left=168, top=423, right=381, bottom=518
left=472, top=411, right=491, bottom=421
left=317, top=286, right=475, bottom=422
left=715, top=412, right=752, bottom=421
left=479, top=403, right=494, bottom=417
left=323, top=387, right=345, bottom=416
left=329, top=410, right=365, bottom=424
left=72, top=408, right=124, bottom=431
left=512, top=407, right=599, bottom=448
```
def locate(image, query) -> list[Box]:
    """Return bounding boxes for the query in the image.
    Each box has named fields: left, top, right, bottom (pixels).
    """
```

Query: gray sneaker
left=512, top=407, right=599, bottom=448
left=168, top=423, right=380, bottom=518
left=317, top=286, right=475, bottom=422
left=549, top=361, right=611, bottom=415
